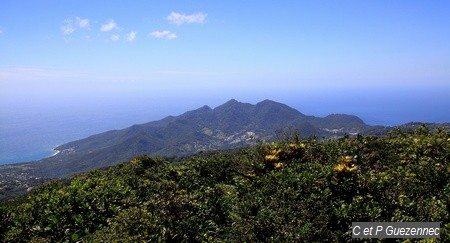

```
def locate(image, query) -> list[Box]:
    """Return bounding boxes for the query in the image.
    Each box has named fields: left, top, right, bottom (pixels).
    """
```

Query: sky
left=1, top=0, right=450, bottom=124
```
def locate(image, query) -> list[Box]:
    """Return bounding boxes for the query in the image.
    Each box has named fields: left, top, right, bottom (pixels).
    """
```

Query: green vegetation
left=1, top=126, right=450, bottom=242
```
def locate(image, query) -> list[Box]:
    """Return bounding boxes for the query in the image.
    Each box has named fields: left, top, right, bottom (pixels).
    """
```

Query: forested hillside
left=1, top=126, right=449, bottom=242
left=27, top=99, right=376, bottom=179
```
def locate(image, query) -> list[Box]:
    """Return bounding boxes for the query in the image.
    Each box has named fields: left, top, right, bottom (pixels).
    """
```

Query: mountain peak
left=257, top=99, right=277, bottom=105
left=187, top=105, right=212, bottom=114
left=321, top=113, right=366, bottom=128
left=179, top=105, right=212, bottom=119
left=223, top=99, right=240, bottom=105
left=214, top=99, right=252, bottom=111
left=255, top=99, right=306, bottom=117
left=198, top=105, right=212, bottom=111
left=256, top=99, right=287, bottom=107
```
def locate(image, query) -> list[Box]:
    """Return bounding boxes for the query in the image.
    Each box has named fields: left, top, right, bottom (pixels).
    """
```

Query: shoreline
left=49, top=145, right=62, bottom=158
left=0, top=148, right=59, bottom=166
left=50, top=150, right=60, bottom=157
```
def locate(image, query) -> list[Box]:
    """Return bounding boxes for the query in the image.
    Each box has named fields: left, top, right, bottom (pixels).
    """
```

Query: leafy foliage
left=1, top=127, right=450, bottom=242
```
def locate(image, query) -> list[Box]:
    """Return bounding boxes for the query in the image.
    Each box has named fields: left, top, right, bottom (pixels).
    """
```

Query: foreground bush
left=1, top=127, right=449, bottom=242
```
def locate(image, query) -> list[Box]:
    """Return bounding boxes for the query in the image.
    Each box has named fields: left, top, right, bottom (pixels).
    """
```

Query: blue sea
left=0, top=93, right=198, bottom=165
left=1, top=86, right=449, bottom=165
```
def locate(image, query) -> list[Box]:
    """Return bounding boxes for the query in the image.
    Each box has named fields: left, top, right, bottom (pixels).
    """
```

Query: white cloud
left=150, top=30, right=177, bottom=40
left=111, top=34, right=120, bottom=41
left=75, top=17, right=90, bottom=29
left=101, top=19, right=117, bottom=32
left=61, top=17, right=90, bottom=35
left=166, top=12, right=207, bottom=26
left=61, top=18, right=75, bottom=35
left=126, top=31, right=137, bottom=41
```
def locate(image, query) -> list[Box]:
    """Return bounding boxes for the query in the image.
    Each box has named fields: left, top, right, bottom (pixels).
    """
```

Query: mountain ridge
left=31, top=99, right=373, bottom=177
left=2, top=99, right=450, bottom=181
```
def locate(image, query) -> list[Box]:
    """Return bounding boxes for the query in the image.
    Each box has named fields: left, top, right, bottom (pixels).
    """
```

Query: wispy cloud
left=0, top=29, right=3, bottom=35
left=166, top=12, right=207, bottom=26
left=111, top=34, right=120, bottom=41
left=101, top=19, right=117, bottom=32
left=75, top=17, right=90, bottom=29
left=150, top=30, right=177, bottom=40
left=61, top=17, right=90, bottom=35
left=126, top=31, right=137, bottom=41
left=61, top=19, right=75, bottom=35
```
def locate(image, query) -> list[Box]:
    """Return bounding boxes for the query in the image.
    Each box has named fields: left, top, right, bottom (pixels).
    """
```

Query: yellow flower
left=270, top=148, right=282, bottom=155
left=265, top=154, right=278, bottom=162
left=274, top=162, right=283, bottom=169
left=334, top=164, right=346, bottom=172
left=334, top=159, right=358, bottom=172
left=288, top=143, right=297, bottom=149
left=289, top=143, right=306, bottom=149
left=342, top=156, right=353, bottom=164
left=347, top=166, right=358, bottom=172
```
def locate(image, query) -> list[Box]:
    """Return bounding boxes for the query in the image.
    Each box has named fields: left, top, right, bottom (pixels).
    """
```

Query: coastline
left=50, top=150, right=60, bottom=157
left=49, top=145, right=62, bottom=158
left=0, top=147, right=58, bottom=165
left=0, top=144, right=63, bottom=165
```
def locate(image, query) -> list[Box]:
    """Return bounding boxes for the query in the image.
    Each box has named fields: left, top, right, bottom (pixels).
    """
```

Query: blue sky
left=1, top=0, right=450, bottom=123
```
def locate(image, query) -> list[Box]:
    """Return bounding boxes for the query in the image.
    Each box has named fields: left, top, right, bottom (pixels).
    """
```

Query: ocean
left=1, top=86, right=449, bottom=165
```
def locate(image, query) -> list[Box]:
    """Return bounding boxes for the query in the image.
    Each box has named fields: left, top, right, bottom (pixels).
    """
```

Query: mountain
left=1, top=99, right=449, bottom=182
left=2, top=99, right=450, bottom=200
left=27, top=99, right=372, bottom=177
